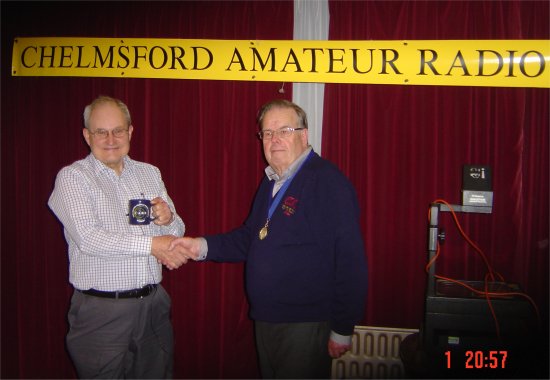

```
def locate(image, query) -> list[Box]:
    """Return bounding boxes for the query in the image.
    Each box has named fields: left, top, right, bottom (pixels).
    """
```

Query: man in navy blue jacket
left=170, top=99, right=368, bottom=379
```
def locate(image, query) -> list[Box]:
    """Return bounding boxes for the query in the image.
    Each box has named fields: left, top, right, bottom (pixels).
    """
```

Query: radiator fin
left=332, top=326, right=418, bottom=379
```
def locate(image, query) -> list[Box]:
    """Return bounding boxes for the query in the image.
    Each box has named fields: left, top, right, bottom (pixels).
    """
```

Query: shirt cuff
left=330, top=331, right=352, bottom=346
left=197, top=237, right=208, bottom=261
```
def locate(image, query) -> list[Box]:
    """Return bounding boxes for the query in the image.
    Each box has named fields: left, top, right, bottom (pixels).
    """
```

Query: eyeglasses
left=88, top=128, right=129, bottom=139
left=257, top=127, right=305, bottom=140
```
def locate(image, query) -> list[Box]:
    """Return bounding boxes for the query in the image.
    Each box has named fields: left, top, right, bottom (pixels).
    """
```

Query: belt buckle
left=139, top=284, right=153, bottom=298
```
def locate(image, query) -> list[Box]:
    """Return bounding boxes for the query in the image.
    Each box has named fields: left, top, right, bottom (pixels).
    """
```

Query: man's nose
left=105, top=131, right=117, bottom=144
left=271, top=132, right=282, bottom=142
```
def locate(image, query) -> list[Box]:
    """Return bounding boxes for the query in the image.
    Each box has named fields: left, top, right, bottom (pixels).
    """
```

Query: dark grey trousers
left=66, top=285, right=173, bottom=379
left=255, top=321, right=332, bottom=379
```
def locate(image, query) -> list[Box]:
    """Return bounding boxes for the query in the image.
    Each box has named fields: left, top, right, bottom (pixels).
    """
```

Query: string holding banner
left=11, top=37, right=550, bottom=88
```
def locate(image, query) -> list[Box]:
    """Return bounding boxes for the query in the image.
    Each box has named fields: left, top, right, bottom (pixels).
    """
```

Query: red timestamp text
left=445, top=350, right=508, bottom=369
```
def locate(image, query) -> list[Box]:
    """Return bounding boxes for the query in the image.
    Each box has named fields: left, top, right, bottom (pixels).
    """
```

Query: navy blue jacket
left=205, top=152, right=368, bottom=335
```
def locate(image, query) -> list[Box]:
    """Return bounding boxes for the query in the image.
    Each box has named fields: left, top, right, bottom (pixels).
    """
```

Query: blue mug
left=129, top=199, right=153, bottom=225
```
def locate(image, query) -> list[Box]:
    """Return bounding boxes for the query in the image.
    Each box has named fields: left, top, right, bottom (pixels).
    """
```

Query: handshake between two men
left=144, top=197, right=201, bottom=270
left=151, top=236, right=201, bottom=270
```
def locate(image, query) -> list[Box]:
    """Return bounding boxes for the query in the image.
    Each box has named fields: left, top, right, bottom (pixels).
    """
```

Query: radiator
left=332, top=326, right=418, bottom=379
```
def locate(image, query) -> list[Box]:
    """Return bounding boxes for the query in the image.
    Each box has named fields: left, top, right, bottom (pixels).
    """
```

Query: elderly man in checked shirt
left=48, top=95, right=188, bottom=379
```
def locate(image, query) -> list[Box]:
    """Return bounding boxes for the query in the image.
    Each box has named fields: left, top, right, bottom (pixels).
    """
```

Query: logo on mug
left=129, top=199, right=152, bottom=225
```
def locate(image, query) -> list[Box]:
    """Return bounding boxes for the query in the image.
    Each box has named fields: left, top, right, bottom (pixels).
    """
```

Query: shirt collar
left=87, top=153, right=133, bottom=176
left=264, top=146, right=313, bottom=182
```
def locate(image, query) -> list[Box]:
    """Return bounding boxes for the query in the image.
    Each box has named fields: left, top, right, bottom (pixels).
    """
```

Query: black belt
left=79, top=284, right=157, bottom=299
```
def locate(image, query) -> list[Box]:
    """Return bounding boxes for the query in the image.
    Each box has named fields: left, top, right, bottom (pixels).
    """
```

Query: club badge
left=282, top=196, right=298, bottom=216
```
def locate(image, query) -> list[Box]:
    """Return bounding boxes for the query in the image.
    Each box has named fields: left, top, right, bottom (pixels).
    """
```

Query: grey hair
left=256, top=99, right=308, bottom=130
left=83, top=96, right=132, bottom=129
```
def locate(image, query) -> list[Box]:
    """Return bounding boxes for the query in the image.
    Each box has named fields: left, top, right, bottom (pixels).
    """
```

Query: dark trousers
left=255, top=321, right=332, bottom=379
left=66, top=285, right=173, bottom=379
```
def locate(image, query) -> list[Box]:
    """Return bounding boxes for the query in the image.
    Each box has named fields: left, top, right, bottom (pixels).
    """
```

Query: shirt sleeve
left=330, top=331, right=352, bottom=346
left=196, top=237, right=208, bottom=261
left=154, top=173, right=185, bottom=237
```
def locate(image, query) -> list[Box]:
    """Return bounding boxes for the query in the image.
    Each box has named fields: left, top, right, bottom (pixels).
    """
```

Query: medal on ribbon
left=258, top=150, right=314, bottom=241
left=259, top=220, right=269, bottom=240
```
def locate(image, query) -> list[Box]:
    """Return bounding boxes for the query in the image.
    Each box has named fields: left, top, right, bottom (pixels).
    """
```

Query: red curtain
left=323, top=0, right=549, bottom=334
left=1, top=2, right=293, bottom=378
left=1, top=1, right=548, bottom=379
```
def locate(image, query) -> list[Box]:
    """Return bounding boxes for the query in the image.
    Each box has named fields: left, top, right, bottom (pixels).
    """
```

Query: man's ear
left=82, top=128, right=91, bottom=147
left=301, top=128, right=309, bottom=147
left=128, top=125, right=134, bottom=141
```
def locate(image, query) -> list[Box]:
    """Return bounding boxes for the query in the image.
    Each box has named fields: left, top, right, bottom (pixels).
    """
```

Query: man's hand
left=169, top=237, right=201, bottom=260
left=151, top=197, right=174, bottom=226
left=328, top=338, right=351, bottom=358
left=151, top=235, right=188, bottom=270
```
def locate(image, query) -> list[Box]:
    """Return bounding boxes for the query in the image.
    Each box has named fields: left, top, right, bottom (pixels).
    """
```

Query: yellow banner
left=11, top=37, right=550, bottom=88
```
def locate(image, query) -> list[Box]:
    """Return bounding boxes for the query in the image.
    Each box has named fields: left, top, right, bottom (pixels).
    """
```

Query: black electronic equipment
left=419, top=203, right=541, bottom=377
left=462, top=165, right=493, bottom=208
left=400, top=166, right=544, bottom=379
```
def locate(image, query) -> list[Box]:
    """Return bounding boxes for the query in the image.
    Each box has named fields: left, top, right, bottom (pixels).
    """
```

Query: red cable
left=425, top=200, right=541, bottom=338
